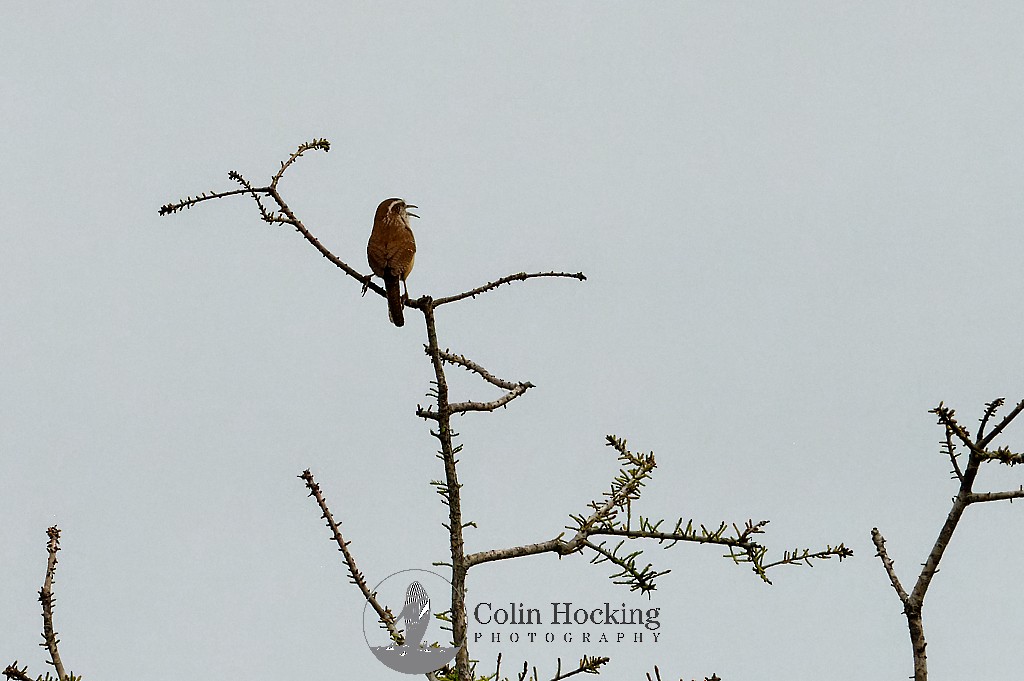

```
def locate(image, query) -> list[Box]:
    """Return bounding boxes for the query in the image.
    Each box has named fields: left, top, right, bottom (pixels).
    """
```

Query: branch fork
left=874, top=398, right=1024, bottom=681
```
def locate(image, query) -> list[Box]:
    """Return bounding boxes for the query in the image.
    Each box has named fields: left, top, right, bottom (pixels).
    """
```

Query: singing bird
left=367, top=198, right=418, bottom=327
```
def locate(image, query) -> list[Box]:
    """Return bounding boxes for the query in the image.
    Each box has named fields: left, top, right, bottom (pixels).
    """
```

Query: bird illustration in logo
left=396, top=581, right=431, bottom=649
left=368, top=578, right=458, bottom=675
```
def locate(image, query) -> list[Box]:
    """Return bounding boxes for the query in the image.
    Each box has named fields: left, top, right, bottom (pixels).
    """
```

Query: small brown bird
left=367, top=198, right=418, bottom=327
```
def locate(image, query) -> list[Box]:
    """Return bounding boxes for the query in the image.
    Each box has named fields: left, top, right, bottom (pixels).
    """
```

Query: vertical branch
left=906, top=608, right=927, bottom=681
left=422, top=299, right=471, bottom=681
left=39, top=526, right=67, bottom=681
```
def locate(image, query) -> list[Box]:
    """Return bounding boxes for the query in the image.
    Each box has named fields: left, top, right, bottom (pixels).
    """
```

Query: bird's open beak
left=406, top=204, right=419, bottom=218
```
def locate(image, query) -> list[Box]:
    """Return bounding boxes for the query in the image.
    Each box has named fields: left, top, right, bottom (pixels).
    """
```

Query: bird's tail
left=385, top=276, right=405, bottom=327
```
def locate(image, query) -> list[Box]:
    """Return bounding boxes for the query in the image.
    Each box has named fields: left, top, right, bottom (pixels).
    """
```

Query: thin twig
left=759, top=544, right=853, bottom=570
left=979, top=398, right=1024, bottom=448
left=433, top=271, right=586, bottom=307
left=158, top=186, right=259, bottom=215
left=977, top=398, right=1005, bottom=441
left=943, top=427, right=963, bottom=482
left=271, top=138, right=330, bottom=186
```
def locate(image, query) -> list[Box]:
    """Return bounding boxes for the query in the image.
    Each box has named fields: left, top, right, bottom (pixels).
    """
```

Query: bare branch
left=417, top=349, right=535, bottom=419
left=433, top=271, right=586, bottom=307
left=227, top=172, right=287, bottom=225
left=271, top=138, right=330, bottom=186
left=932, top=403, right=977, bottom=453
left=298, top=469, right=403, bottom=645
left=158, top=138, right=328, bottom=216
left=942, top=427, right=964, bottom=482
left=465, top=537, right=567, bottom=567
left=871, top=527, right=910, bottom=606
left=911, top=499, right=967, bottom=607
left=965, top=488, right=1024, bottom=504
left=438, top=350, right=528, bottom=391
left=977, top=397, right=1005, bottom=441
left=38, top=526, right=67, bottom=681
left=158, top=139, right=385, bottom=301
left=447, top=385, right=534, bottom=415
left=266, top=185, right=384, bottom=296
left=979, top=398, right=1024, bottom=448
left=158, top=185, right=262, bottom=215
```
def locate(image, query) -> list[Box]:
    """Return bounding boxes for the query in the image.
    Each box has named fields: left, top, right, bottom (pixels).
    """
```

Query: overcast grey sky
left=3, top=3, right=1024, bottom=679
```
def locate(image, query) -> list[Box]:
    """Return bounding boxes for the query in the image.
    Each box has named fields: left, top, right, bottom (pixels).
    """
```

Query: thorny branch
left=160, top=138, right=387, bottom=301
left=942, top=426, right=963, bottom=482
left=432, top=271, right=586, bottom=307
left=158, top=138, right=331, bottom=216
left=466, top=436, right=851, bottom=590
left=417, top=349, right=535, bottom=420
left=299, top=470, right=403, bottom=645
left=39, top=526, right=66, bottom=680
left=4, top=527, right=81, bottom=681
left=438, top=350, right=530, bottom=391
left=159, top=140, right=587, bottom=321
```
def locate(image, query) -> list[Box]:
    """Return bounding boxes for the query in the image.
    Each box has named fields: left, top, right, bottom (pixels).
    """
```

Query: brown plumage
left=367, top=198, right=418, bottom=327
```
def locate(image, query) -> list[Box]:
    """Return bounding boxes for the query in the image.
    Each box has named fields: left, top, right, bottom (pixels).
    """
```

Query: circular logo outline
left=362, top=568, right=461, bottom=675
